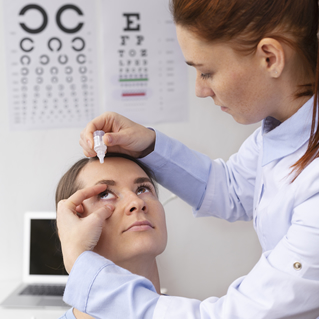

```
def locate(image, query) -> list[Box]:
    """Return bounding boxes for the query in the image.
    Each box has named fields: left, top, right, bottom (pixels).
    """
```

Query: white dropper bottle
left=93, top=130, right=107, bottom=163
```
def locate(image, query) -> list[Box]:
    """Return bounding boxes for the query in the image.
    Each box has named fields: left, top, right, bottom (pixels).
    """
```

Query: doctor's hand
left=80, top=112, right=156, bottom=159
left=56, top=184, right=114, bottom=274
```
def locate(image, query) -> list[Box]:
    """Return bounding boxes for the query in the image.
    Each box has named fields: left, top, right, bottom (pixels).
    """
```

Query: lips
left=124, top=220, right=154, bottom=232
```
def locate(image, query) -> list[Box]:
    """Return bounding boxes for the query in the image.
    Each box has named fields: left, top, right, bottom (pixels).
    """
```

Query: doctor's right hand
left=80, top=112, right=156, bottom=159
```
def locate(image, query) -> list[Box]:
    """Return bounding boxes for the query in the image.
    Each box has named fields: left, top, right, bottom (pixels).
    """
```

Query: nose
left=124, top=192, right=147, bottom=215
left=195, top=72, right=214, bottom=98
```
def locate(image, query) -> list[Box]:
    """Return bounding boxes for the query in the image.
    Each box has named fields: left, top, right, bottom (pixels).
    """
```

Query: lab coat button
left=293, top=262, right=302, bottom=270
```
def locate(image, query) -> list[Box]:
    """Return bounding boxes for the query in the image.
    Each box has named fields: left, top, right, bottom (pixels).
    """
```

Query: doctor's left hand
left=56, top=184, right=114, bottom=274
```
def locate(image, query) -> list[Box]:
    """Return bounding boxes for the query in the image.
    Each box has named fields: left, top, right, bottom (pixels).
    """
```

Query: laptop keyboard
left=20, top=284, right=65, bottom=296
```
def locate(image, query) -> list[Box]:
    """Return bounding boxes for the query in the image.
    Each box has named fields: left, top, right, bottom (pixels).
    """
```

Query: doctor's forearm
left=141, top=130, right=212, bottom=210
left=64, top=250, right=319, bottom=319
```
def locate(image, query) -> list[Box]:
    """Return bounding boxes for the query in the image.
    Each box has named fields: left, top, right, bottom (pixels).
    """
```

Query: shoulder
left=231, top=126, right=262, bottom=165
left=236, top=126, right=263, bottom=158
left=243, top=126, right=262, bottom=148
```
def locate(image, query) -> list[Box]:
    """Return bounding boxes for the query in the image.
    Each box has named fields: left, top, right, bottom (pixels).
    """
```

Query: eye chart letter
left=101, top=0, right=188, bottom=124
left=3, top=0, right=100, bottom=130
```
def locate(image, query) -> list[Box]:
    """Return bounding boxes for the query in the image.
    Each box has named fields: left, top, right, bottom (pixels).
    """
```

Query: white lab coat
left=63, top=96, right=319, bottom=318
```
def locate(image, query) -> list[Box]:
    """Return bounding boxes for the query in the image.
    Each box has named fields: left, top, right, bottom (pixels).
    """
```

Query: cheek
left=212, top=70, right=241, bottom=101
left=223, top=69, right=260, bottom=107
left=159, top=222, right=168, bottom=253
left=228, top=70, right=250, bottom=96
left=154, top=207, right=168, bottom=251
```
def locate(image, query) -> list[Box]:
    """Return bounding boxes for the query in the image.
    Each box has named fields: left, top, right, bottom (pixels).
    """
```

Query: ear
left=256, top=38, right=285, bottom=78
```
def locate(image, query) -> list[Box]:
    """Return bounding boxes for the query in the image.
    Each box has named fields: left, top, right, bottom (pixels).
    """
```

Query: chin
left=132, top=240, right=164, bottom=255
left=233, top=117, right=251, bottom=125
left=232, top=115, right=261, bottom=125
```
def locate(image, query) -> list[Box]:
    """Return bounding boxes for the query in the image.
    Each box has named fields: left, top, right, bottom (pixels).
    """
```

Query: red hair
left=171, top=0, right=319, bottom=179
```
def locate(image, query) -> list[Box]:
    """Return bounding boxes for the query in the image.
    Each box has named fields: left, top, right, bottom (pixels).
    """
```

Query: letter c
left=56, top=5, right=84, bottom=33
left=71, top=37, right=85, bottom=51
left=19, top=5, right=48, bottom=34
left=20, top=38, right=34, bottom=52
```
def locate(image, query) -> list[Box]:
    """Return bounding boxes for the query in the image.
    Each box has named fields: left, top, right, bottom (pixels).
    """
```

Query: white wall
left=0, top=0, right=261, bottom=301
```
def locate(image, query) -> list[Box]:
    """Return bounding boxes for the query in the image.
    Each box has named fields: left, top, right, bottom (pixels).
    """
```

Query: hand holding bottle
left=80, top=112, right=156, bottom=158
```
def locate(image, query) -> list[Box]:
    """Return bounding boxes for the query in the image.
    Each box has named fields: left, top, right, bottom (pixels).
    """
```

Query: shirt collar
left=262, top=96, right=315, bottom=166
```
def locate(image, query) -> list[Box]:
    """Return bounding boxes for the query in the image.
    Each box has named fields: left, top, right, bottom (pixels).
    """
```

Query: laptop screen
left=30, top=219, right=68, bottom=276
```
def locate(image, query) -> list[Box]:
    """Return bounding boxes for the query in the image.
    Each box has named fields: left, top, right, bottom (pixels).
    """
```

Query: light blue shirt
left=61, top=97, right=319, bottom=318
left=59, top=308, right=76, bottom=319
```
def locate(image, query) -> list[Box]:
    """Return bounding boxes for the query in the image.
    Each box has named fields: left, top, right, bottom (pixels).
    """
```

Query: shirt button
left=293, top=262, right=302, bottom=271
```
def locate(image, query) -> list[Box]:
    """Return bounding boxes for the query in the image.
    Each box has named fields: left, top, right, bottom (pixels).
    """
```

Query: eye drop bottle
left=93, top=130, right=107, bottom=163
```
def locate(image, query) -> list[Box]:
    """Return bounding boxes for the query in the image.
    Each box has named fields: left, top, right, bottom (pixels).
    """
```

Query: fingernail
left=106, top=135, right=112, bottom=145
left=106, top=205, right=114, bottom=212
left=87, top=140, right=92, bottom=149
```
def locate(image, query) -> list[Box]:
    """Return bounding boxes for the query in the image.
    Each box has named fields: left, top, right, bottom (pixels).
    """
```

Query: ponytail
left=290, top=2, right=319, bottom=181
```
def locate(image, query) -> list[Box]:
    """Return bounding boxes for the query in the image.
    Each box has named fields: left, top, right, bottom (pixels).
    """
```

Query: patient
left=55, top=153, right=167, bottom=319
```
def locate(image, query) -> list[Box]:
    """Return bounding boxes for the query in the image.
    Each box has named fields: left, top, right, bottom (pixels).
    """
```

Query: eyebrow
left=134, top=177, right=152, bottom=185
left=95, top=180, right=116, bottom=186
left=186, top=61, right=204, bottom=67
left=94, top=177, right=152, bottom=187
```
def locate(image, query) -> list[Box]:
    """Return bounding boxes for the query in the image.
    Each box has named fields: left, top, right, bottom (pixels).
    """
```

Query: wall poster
left=101, top=0, right=188, bottom=124
left=3, top=0, right=188, bottom=130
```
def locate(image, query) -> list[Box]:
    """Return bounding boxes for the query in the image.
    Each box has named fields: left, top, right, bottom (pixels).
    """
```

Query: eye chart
left=101, top=0, right=188, bottom=124
left=3, top=0, right=100, bottom=130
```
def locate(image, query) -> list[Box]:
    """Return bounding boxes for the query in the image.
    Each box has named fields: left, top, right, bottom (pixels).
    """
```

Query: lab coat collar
left=261, top=96, right=315, bottom=166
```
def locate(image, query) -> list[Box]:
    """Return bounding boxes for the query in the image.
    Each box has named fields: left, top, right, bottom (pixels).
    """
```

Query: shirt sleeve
left=59, top=308, right=76, bottom=319
left=63, top=252, right=160, bottom=319
left=141, top=128, right=261, bottom=221
left=64, top=243, right=319, bottom=319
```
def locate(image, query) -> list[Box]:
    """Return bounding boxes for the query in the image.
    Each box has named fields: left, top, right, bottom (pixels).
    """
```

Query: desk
left=0, top=279, right=67, bottom=319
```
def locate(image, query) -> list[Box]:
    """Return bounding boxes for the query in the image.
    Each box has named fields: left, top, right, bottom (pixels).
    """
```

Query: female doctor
left=57, top=0, right=319, bottom=318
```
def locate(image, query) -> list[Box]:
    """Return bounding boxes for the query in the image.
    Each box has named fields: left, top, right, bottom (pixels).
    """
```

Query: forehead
left=176, top=25, right=207, bottom=49
left=176, top=25, right=243, bottom=66
left=78, top=157, right=149, bottom=187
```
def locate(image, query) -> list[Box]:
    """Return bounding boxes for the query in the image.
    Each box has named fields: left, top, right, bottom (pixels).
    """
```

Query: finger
left=82, top=113, right=116, bottom=149
left=86, top=205, right=114, bottom=225
left=80, top=123, right=100, bottom=156
left=79, top=138, right=96, bottom=157
left=83, top=149, right=94, bottom=158
left=66, top=184, right=107, bottom=210
left=103, top=131, right=125, bottom=147
left=102, top=205, right=114, bottom=219
left=56, top=199, right=79, bottom=230
left=75, top=204, right=84, bottom=214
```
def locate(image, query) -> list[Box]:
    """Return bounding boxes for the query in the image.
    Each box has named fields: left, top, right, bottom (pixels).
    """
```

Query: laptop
left=1, top=212, right=69, bottom=308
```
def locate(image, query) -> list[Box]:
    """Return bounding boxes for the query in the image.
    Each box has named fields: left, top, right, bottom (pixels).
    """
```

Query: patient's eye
left=137, top=184, right=152, bottom=195
left=99, top=190, right=116, bottom=200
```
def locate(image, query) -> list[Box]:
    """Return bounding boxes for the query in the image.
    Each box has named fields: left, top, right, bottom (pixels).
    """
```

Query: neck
left=118, top=256, right=161, bottom=294
left=270, top=59, right=313, bottom=123
left=270, top=91, right=311, bottom=123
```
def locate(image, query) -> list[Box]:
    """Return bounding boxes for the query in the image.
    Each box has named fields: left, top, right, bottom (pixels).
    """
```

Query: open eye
left=136, top=185, right=152, bottom=195
left=99, top=190, right=116, bottom=200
